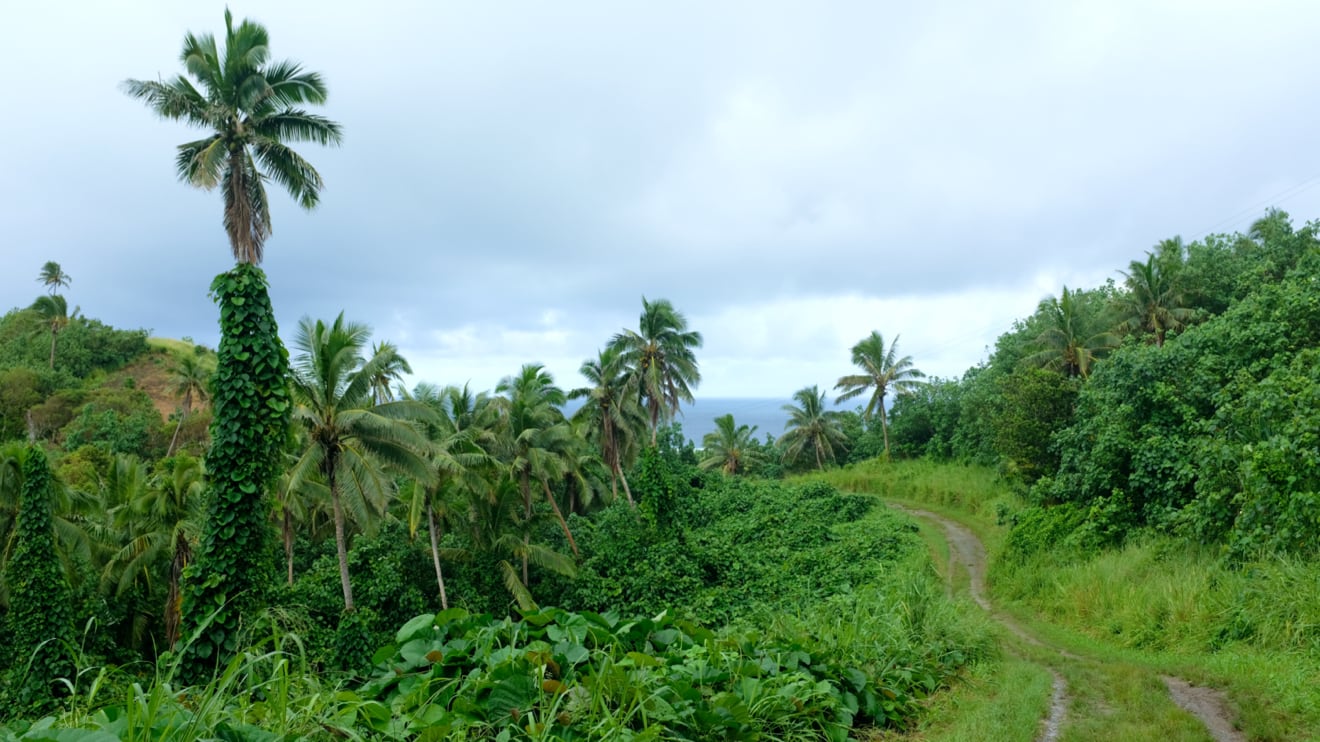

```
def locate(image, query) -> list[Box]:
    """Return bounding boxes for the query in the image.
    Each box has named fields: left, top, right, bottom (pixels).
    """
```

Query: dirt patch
left=1162, top=676, right=1245, bottom=742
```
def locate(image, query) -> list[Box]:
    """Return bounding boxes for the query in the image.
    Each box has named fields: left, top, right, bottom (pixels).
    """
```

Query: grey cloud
left=6, top=1, right=1320, bottom=395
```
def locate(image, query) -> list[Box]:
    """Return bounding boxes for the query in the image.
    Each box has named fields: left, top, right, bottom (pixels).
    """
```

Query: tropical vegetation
left=1, top=7, right=1319, bottom=740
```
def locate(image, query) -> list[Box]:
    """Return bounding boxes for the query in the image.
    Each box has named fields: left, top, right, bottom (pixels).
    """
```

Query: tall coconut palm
left=404, top=382, right=493, bottom=609
left=699, top=414, right=765, bottom=475
left=165, top=354, right=211, bottom=457
left=37, top=262, right=71, bottom=295
left=1024, top=287, right=1117, bottom=378
left=834, top=332, right=925, bottom=457
left=1116, top=253, right=1195, bottom=347
left=123, top=10, right=342, bottom=265
left=286, top=314, right=435, bottom=611
left=779, top=385, right=848, bottom=470
left=610, top=298, right=703, bottom=446
left=30, top=295, right=77, bottom=370
left=570, top=347, right=646, bottom=509
left=495, top=364, right=579, bottom=584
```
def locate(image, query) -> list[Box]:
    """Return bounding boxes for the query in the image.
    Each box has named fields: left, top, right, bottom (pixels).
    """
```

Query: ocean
left=563, top=397, right=861, bottom=446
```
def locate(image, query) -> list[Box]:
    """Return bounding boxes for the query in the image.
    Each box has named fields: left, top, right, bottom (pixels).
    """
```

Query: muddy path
left=893, top=504, right=1244, bottom=742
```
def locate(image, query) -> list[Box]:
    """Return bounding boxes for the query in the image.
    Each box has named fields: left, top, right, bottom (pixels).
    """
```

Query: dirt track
left=894, top=505, right=1243, bottom=742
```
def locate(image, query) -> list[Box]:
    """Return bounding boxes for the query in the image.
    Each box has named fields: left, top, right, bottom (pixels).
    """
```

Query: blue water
left=676, top=398, right=801, bottom=445
left=563, top=397, right=860, bottom=446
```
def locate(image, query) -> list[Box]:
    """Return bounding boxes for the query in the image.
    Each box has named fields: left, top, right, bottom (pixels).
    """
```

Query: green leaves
left=178, top=265, right=290, bottom=682
left=357, top=589, right=968, bottom=738
left=125, top=11, right=341, bottom=265
left=4, top=446, right=76, bottom=714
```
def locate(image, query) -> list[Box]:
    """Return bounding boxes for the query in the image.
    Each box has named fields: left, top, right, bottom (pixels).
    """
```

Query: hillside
left=0, top=305, right=217, bottom=466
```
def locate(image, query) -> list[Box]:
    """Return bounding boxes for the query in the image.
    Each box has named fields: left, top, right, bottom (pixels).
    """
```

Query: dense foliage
left=885, top=210, right=1320, bottom=559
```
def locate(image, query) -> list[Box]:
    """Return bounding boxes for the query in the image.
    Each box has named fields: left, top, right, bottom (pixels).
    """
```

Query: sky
left=6, top=1, right=1320, bottom=398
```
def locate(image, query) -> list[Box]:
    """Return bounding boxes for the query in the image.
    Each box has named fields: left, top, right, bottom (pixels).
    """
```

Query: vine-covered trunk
left=177, top=265, right=290, bottom=681
left=7, top=446, right=75, bottom=712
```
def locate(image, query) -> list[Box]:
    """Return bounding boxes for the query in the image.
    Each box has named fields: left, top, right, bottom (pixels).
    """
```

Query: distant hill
left=0, top=305, right=217, bottom=466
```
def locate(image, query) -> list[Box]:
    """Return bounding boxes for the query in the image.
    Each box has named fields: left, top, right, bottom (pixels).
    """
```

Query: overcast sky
left=5, top=1, right=1320, bottom=397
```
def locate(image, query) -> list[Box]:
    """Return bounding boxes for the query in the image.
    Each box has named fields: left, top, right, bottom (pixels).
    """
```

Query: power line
left=1188, top=172, right=1320, bottom=241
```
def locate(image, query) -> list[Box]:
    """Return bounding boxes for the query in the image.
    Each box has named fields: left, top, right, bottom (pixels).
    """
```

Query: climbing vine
left=3, top=445, right=75, bottom=714
left=177, top=265, right=290, bottom=680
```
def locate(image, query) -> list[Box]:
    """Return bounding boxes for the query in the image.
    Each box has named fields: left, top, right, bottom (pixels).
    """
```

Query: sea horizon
left=566, top=396, right=862, bottom=446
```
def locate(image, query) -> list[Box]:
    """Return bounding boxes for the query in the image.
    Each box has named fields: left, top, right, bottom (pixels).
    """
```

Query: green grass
left=816, top=458, right=1320, bottom=741
left=909, top=659, right=1054, bottom=742
left=147, top=337, right=217, bottom=370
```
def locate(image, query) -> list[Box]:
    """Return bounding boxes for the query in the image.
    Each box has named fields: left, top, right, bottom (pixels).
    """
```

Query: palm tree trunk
left=521, top=468, right=531, bottom=586
left=166, top=411, right=187, bottom=458
left=619, top=469, right=637, bottom=514
left=879, top=404, right=891, bottom=459
left=541, top=480, right=579, bottom=557
left=815, top=443, right=823, bottom=470
left=427, top=503, right=449, bottom=610
left=330, top=478, right=355, bottom=611
left=165, top=536, right=191, bottom=648
left=283, top=507, right=295, bottom=586
left=166, top=393, right=193, bottom=458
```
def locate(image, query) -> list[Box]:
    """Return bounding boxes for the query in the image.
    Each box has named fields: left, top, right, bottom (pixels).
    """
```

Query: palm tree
left=29, top=295, right=77, bottom=370
left=286, top=314, right=435, bottom=611
left=1116, top=253, right=1195, bottom=347
left=460, top=475, right=576, bottom=611
left=100, top=455, right=203, bottom=648
left=1024, top=286, right=1117, bottom=378
left=699, top=414, right=765, bottom=475
left=404, top=383, right=493, bottom=609
left=834, top=332, right=925, bottom=457
left=165, top=355, right=211, bottom=457
left=368, top=341, right=412, bottom=404
left=123, top=10, right=342, bottom=265
left=494, top=364, right=580, bottom=584
left=37, top=262, right=71, bottom=295
left=273, top=426, right=330, bottom=586
left=780, top=386, right=848, bottom=470
left=609, top=298, right=703, bottom=446
left=570, top=347, right=646, bottom=509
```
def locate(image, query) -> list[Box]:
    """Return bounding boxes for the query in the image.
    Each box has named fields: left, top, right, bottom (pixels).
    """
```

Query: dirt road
left=894, top=505, right=1243, bottom=742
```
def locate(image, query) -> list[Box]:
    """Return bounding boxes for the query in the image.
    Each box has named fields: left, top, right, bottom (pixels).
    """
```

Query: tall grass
left=818, top=458, right=1320, bottom=740
left=810, top=459, right=1024, bottom=524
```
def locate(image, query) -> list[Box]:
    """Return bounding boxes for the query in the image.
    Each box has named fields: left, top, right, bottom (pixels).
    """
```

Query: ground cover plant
left=0, top=455, right=992, bottom=740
